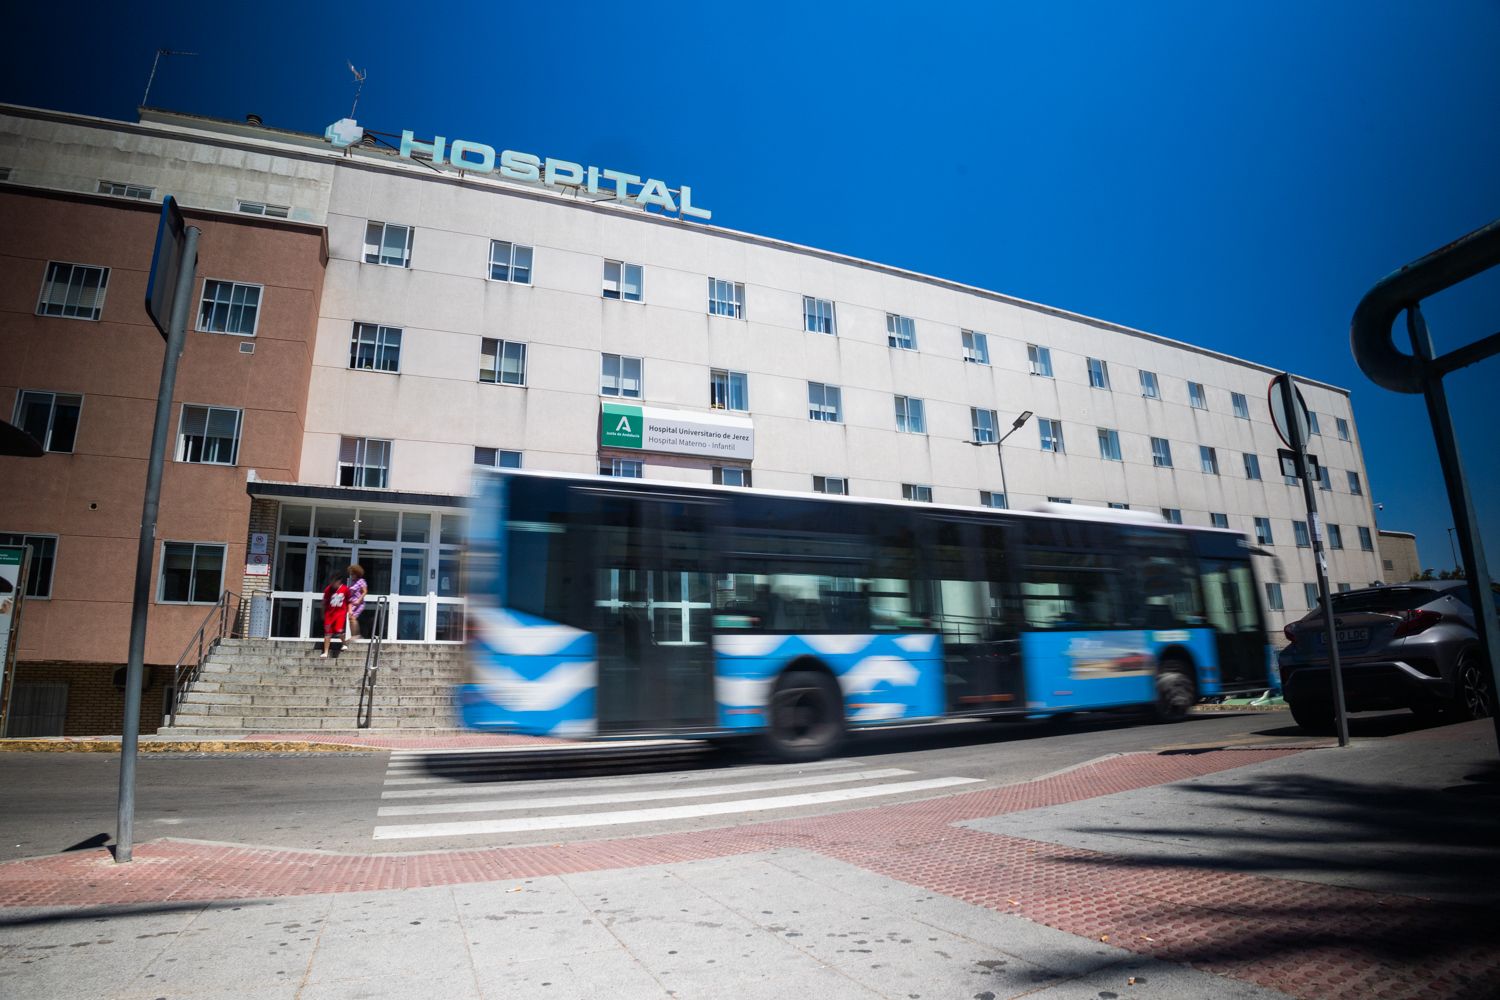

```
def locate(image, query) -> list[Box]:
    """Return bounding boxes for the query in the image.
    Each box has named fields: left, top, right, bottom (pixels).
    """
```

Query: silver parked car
left=1279, top=580, right=1495, bottom=732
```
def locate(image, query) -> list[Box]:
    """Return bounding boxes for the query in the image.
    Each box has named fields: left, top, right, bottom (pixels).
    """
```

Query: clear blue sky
left=5, top=1, right=1498, bottom=575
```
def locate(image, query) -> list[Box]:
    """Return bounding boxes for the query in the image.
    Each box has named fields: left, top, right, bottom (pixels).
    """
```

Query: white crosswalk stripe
left=370, top=749, right=980, bottom=843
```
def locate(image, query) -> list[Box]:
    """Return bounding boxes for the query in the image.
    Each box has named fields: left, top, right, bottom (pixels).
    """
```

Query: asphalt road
left=0, top=709, right=1413, bottom=862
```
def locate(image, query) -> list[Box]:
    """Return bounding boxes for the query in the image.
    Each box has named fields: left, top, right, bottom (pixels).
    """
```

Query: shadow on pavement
left=61, top=833, right=110, bottom=853
left=0, top=897, right=259, bottom=929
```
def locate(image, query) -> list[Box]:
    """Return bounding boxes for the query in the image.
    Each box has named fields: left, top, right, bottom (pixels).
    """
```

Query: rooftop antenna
left=347, top=61, right=367, bottom=118
left=141, top=48, right=198, bottom=109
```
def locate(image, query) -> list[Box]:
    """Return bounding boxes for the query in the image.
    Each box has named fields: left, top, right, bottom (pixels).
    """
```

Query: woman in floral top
left=345, top=564, right=368, bottom=642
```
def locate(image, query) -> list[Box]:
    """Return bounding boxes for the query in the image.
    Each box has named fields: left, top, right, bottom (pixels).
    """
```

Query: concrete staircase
left=160, top=638, right=465, bottom=735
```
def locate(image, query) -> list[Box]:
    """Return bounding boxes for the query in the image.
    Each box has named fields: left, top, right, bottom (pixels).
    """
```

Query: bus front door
left=1200, top=557, right=1269, bottom=692
left=592, top=493, right=719, bottom=733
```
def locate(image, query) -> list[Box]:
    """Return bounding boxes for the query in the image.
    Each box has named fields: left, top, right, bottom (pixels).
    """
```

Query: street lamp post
left=968, top=410, right=1032, bottom=507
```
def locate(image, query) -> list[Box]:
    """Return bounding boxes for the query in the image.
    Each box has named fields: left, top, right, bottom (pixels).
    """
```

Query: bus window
left=1019, top=520, right=1124, bottom=630
left=1122, top=529, right=1204, bottom=629
left=1200, top=560, right=1261, bottom=634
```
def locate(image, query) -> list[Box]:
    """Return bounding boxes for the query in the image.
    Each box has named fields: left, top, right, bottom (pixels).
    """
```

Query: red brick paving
left=2, top=746, right=1495, bottom=1000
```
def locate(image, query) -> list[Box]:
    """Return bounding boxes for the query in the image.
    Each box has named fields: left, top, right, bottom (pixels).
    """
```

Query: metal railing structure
left=356, top=595, right=390, bottom=729
left=1350, top=218, right=1500, bottom=750
left=167, top=590, right=244, bottom=727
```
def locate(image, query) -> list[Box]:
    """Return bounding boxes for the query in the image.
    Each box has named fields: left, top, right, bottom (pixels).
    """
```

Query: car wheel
left=762, top=669, right=846, bottom=762
left=1152, top=662, right=1196, bottom=723
left=1288, top=699, right=1336, bottom=735
left=1451, top=648, right=1494, bottom=722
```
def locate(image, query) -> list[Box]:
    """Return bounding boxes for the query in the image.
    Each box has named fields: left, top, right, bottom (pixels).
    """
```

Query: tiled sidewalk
left=3, top=735, right=1496, bottom=1000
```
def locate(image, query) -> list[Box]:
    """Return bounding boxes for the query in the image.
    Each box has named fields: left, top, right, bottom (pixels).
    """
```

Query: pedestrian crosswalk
left=372, top=749, right=981, bottom=843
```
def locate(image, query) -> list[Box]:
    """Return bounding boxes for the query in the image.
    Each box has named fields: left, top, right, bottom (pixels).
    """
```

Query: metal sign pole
left=1278, top=374, right=1350, bottom=746
left=116, top=224, right=199, bottom=863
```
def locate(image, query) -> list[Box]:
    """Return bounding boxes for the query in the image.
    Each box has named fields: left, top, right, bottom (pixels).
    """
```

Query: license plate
left=1316, top=628, right=1368, bottom=645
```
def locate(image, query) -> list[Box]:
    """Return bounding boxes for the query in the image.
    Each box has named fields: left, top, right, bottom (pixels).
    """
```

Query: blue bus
left=461, top=471, right=1274, bottom=760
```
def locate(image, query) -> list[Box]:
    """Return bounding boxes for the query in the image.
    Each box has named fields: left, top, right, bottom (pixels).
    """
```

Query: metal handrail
left=167, top=589, right=242, bottom=727
left=356, top=595, right=390, bottom=729
left=1350, top=215, right=1500, bottom=753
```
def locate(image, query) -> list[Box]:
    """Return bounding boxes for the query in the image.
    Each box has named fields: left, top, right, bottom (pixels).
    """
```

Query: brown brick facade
left=5, top=661, right=169, bottom=736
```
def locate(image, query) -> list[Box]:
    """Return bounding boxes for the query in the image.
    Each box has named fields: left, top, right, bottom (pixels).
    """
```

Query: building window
left=196, top=279, right=262, bottom=336
left=1028, top=344, right=1053, bottom=377
left=1087, top=357, right=1110, bottom=390
left=813, top=475, right=848, bottom=495
left=980, top=491, right=1007, bottom=509
left=1359, top=526, right=1374, bottom=551
left=1304, top=583, right=1320, bottom=608
left=1337, top=582, right=1352, bottom=594
left=1188, top=381, right=1207, bottom=409
left=1308, top=411, right=1321, bottom=435
left=1336, top=417, right=1351, bottom=441
left=1097, top=428, right=1122, bottom=461
left=1243, top=453, right=1262, bottom=480
left=710, top=369, right=749, bottom=411
left=1383, top=559, right=1394, bottom=571
left=897, top=396, right=928, bottom=434
left=1294, top=521, right=1311, bottom=548
left=237, top=200, right=290, bottom=218
left=363, top=221, right=413, bottom=267
left=350, top=322, right=403, bottom=372
left=602, top=260, right=642, bottom=301
left=601, top=458, right=642, bottom=478
left=474, top=447, right=521, bottom=469
left=1210, top=512, right=1229, bottom=529
left=488, top=240, right=533, bottom=284
left=1047, top=497, right=1073, bottom=504
left=0, top=167, right=14, bottom=181
left=1161, top=508, right=1183, bottom=524
left=1231, top=392, right=1250, bottom=419
left=970, top=407, right=997, bottom=443
left=1328, top=524, right=1344, bottom=550
left=98, top=179, right=153, bottom=199
left=1109, top=502, right=1130, bottom=510
left=36, top=262, right=109, bottom=321
left=903, top=484, right=932, bottom=503
left=175, top=404, right=241, bottom=465
left=713, top=467, right=752, bottom=487
left=601, top=354, right=643, bottom=398
left=961, top=330, right=989, bottom=364
left=13, top=391, right=81, bottom=454
left=1318, top=466, right=1332, bottom=491
left=886, top=313, right=917, bottom=350
left=1254, top=517, right=1274, bottom=545
left=804, top=296, right=836, bottom=335
left=1200, top=446, right=1220, bottom=475
left=480, top=338, right=527, bottom=386
left=1150, top=437, right=1173, bottom=468
left=158, top=541, right=225, bottom=604
left=708, top=278, right=744, bottom=318
left=1039, top=417, right=1064, bottom=453
left=1347, top=470, right=1362, bottom=495
left=0, top=533, right=57, bottom=597
left=338, top=437, right=391, bottom=488
left=1140, top=370, right=1160, bottom=399
left=808, top=382, right=843, bottom=422
left=1265, top=582, right=1284, bottom=611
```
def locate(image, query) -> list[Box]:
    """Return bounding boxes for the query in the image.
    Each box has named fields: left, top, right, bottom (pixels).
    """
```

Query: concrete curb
left=0, top=738, right=380, bottom=754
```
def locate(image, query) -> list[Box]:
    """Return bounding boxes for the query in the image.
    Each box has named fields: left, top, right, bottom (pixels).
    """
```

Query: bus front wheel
left=764, top=669, right=846, bottom=762
left=1153, top=662, right=1196, bottom=723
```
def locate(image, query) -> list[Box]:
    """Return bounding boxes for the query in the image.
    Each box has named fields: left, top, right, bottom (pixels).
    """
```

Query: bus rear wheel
left=763, top=669, right=845, bottom=762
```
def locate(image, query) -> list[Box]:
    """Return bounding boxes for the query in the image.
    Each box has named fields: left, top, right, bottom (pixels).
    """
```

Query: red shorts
left=323, top=605, right=348, bottom=636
